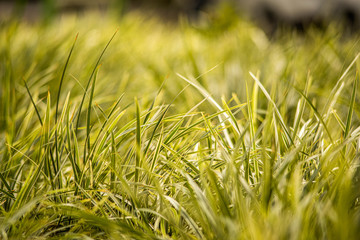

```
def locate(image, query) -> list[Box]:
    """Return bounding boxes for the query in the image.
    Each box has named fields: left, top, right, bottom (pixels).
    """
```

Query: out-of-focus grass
left=1, top=8, right=360, bottom=240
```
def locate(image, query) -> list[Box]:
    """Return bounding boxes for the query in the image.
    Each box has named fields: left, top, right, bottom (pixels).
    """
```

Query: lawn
left=1, top=6, right=360, bottom=239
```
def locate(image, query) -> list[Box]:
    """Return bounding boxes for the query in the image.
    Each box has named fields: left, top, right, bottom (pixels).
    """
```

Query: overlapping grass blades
left=1, top=12, right=360, bottom=240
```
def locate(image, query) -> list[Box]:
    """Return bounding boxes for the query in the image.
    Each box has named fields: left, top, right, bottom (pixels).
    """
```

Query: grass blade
left=249, top=72, right=294, bottom=146
left=75, top=30, right=118, bottom=133
left=135, top=97, right=141, bottom=193
left=344, top=73, right=357, bottom=138
left=23, top=80, right=43, bottom=126
left=295, top=88, right=334, bottom=144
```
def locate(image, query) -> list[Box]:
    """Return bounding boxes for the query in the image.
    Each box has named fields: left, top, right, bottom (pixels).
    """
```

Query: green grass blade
left=177, top=73, right=237, bottom=148
left=344, top=73, right=357, bottom=138
left=165, top=195, right=204, bottom=239
left=249, top=72, right=294, bottom=146
left=135, top=97, right=141, bottom=193
left=0, top=172, right=14, bottom=199
left=292, top=72, right=312, bottom=140
left=23, top=80, right=43, bottom=126
left=295, top=87, right=334, bottom=144
left=54, top=34, right=77, bottom=185
left=55, top=33, right=78, bottom=124
left=75, top=30, right=118, bottom=133
left=323, top=53, right=360, bottom=116
left=86, top=65, right=100, bottom=155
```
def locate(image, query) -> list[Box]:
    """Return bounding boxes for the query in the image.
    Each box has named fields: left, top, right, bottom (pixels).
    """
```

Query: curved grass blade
left=135, top=97, right=141, bottom=193
left=0, top=172, right=14, bottom=199
left=295, top=88, right=334, bottom=144
left=177, top=73, right=237, bottom=148
left=165, top=195, right=204, bottom=239
left=55, top=33, right=78, bottom=124
left=54, top=34, right=78, bottom=180
left=23, top=80, right=43, bottom=126
left=323, top=53, right=359, bottom=117
left=249, top=72, right=294, bottom=146
left=344, top=73, right=357, bottom=138
left=292, top=72, right=312, bottom=141
left=75, top=30, right=118, bottom=134
left=86, top=65, right=100, bottom=155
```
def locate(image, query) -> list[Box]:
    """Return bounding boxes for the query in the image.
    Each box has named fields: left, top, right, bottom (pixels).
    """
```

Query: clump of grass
left=1, top=10, right=360, bottom=239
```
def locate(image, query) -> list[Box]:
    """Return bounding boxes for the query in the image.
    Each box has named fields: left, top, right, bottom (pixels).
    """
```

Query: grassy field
left=1, top=7, right=360, bottom=239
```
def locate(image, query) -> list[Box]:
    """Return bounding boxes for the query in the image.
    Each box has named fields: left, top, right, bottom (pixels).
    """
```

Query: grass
left=1, top=7, right=360, bottom=239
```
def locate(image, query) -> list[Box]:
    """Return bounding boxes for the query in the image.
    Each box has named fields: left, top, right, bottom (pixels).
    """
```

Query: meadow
left=1, top=7, right=360, bottom=239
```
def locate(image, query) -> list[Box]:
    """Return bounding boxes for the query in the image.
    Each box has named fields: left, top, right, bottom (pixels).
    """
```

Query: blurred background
left=1, top=0, right=360, bottom=33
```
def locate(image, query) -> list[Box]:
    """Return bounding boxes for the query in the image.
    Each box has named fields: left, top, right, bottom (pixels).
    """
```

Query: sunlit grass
left=1, top=9, right=360, bottom=239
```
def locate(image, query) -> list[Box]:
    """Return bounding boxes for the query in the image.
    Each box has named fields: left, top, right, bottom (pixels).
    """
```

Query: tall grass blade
left=86, top=65, right=100, bottom=155
left=292, top=72, right=312, bottom=141
left=249, top=72, right=294, bottom=146
left=295, top=88, right=334, bottom=144
left=55, top=33, right=78, bottom=124
left=75, top=30, right=118, bottom=133
left=23, top=80, right=43, bottom=126
left=344, top=74, right=357, bottom=138
left=324, top=53, right=359, bottom=117
left=135, top=97, right=141, bottom=194
left=54, top=34, right=77, bottom=182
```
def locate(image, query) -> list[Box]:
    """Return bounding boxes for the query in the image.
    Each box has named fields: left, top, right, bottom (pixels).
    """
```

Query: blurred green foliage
left=1, top=7, right=360, bottom=240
